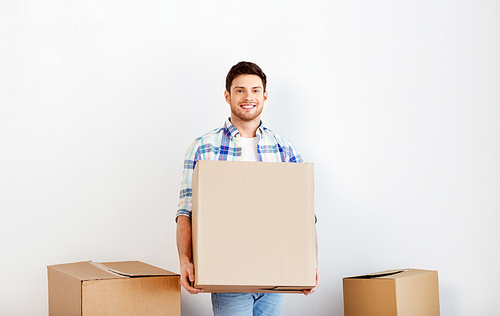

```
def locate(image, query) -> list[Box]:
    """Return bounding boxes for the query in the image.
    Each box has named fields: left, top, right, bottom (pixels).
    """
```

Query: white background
left=1, top=1, right=499, bottom=315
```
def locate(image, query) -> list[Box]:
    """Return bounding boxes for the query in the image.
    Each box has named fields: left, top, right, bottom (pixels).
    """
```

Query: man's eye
left=253, top=90, right=260, bottom=93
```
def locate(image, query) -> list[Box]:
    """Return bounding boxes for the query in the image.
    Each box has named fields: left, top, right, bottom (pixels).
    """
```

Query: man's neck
left=230, top=115, right=261, bottom=138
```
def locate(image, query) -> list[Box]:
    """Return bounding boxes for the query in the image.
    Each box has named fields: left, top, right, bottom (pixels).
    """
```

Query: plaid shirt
left=176, top=118, right=303, bottom=219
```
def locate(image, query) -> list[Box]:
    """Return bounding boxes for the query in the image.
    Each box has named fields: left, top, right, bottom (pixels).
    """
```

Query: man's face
left=225, top=74, right=268, bottom=124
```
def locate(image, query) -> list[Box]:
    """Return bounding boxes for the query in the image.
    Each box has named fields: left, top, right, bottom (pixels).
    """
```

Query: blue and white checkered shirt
left=176, top=118, right=303, bottom=219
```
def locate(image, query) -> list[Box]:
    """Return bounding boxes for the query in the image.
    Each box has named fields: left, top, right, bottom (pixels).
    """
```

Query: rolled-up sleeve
left=175, top=139, right=200, bottom=220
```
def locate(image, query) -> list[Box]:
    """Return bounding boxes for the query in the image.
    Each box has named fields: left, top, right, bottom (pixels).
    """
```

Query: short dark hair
left=225, top=61, right=267, bottom=93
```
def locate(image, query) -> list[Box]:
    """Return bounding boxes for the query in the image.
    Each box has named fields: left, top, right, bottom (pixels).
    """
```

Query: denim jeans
left=211, top=293, right=284, bottom=316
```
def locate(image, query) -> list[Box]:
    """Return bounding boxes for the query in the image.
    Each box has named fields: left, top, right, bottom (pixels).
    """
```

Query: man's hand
left=180, top=261, right=203, bottom=294
left=176, top=215, right=203, bottom=294
left=302, top=267, right=320, bottom=296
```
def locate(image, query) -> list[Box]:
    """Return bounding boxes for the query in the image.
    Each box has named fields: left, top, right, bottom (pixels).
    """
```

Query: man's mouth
left=240, top=104, right=256, bottom=109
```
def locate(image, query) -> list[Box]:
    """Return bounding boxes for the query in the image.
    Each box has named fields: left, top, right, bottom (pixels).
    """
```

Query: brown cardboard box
left=47, top=261, right=180, bottom=316
left=191, top=160, right=316, bottom=293
left=343, top=268, right=440, bottom=316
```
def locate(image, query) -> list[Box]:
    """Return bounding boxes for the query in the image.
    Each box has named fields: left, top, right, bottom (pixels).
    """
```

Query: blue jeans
left=211, top=293, right=284, bottom=316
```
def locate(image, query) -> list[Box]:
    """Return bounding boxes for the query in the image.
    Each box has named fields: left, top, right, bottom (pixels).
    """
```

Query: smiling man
left=175, top=61, right=319, bottom=316
left=225, top=73, right=267, bottom=137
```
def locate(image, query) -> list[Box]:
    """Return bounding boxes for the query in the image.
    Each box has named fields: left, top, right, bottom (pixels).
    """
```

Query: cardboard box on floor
left=191, top=160, right=316, bottom=293
left=343, top=268, right=440, bottom=316
left=47, top=261, right=180, bottom=316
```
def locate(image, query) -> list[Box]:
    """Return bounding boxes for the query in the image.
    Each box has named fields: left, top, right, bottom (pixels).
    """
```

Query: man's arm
left=176, top=137, right=205, bottom=294
left=176, top=215, right=203, bottom=294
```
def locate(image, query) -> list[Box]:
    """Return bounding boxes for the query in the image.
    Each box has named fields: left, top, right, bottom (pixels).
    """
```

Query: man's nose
left=244, top=91, right=254, bottom=100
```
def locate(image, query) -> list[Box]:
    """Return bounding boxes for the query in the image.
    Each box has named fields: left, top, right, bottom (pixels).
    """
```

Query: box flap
left=388, top=268, right=438, bottom=280
left=345, top=268, right=412, bottom=279
left=47, top=261, right=179, bottom=281
left=198, top=285, right=311, bottom=293
left=47, top=261, right=125, bottom=281
left=100, top=261, right=178, bottom=277
left=344, top=268, right=439, bottom=280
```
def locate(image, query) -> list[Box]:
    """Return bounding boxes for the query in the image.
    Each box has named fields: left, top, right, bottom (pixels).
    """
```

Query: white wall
left=1, top=1, right=499, bottom=315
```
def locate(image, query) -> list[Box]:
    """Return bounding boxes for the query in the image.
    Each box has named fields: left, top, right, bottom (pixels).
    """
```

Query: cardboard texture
left=47, top=261, right=180, bottom=316
left=343, top=269, right=440, bottom=316
left=191, top=160, right=316, bottom=293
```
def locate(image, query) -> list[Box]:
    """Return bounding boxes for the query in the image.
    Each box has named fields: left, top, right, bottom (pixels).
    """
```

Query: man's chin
left=231, top=112, right=262, bottom=123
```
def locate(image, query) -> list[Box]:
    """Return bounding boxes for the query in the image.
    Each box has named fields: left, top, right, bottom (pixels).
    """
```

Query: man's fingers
left=303, top=267, right=320, bottom=296
left=180, top=267, right=203, bottom=294
left=182, top=280, right=203, bottom=294
left=302, top=287, right=316, bottom=296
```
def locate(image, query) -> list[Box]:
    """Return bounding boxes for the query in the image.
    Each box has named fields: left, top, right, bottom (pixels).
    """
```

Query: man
left=176, top=61, right=319, bottom=316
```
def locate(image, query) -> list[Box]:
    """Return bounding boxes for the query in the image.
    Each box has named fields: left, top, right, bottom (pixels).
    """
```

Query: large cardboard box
left=47, top=261, right=180, bottom=316
left=343, top=268, right=440, bottom=316
left=191, top=160, right=316, bottom=293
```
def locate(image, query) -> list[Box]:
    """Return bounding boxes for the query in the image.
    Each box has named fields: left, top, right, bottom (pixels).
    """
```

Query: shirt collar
left=224, top=118, right=264, bottom=139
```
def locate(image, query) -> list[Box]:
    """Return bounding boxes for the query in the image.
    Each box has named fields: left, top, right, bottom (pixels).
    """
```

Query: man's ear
left=263, top=90, right=268, bottom=102
left=224, top=90, right=231, bottom=105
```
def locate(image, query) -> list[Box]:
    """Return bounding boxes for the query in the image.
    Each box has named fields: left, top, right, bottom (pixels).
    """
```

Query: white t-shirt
left=240, top=136, right=259, bottom=162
